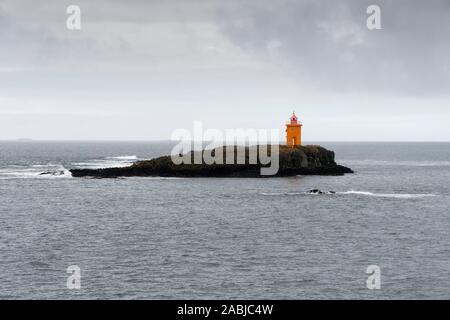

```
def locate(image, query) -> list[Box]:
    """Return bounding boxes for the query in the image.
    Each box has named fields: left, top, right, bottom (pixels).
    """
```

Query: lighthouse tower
left=286, top=112, right=302, bottom=147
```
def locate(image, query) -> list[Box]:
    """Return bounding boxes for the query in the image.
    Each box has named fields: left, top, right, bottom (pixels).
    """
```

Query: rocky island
left=70, top=145, right=353, bottom=178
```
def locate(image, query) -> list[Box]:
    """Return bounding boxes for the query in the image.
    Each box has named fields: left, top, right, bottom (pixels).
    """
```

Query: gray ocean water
left=0, top=141, right=449, bottom=299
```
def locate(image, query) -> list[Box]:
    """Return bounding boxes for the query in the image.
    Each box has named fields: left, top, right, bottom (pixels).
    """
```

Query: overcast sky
left=0, top=0, right=449, bottom=141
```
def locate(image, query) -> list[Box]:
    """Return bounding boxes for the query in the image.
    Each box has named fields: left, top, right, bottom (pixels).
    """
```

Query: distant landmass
left=70, top=145, right=353, bottom=178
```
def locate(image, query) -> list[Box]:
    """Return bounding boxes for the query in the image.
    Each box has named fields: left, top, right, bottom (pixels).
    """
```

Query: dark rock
left=70, top=145, right=353, bottom=178
left=307, top=189, right=337, bottom=194
left=39, top=170, right=65, bottom=176
left=308, top=189, right=322, bottom=194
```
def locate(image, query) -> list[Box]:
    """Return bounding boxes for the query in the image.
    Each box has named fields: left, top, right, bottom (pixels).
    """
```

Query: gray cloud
left=216, top=0, right=450, bottom=96
left=0, top=0, right=449, bottom=140
left=3, top=0, right=449, bottom=94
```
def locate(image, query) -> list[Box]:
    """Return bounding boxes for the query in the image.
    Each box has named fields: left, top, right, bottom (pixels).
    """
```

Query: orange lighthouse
left=286, top=111, right=302, bottom=146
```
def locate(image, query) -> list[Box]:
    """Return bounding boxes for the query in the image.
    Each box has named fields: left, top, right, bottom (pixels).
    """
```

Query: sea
left=0, top=141, right=449, bottom=299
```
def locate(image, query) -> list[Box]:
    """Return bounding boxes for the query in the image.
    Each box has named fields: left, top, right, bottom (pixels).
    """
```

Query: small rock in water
left=40, top=170, right=65, bottom=176
left=307, top=189, right=336, bottom=195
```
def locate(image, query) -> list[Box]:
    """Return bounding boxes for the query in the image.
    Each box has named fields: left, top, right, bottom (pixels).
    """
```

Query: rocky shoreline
left=70, top=145, right=353, bottom=178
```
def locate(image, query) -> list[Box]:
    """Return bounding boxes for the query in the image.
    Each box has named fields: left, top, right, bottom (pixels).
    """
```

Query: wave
left=107, top=155, right=138, bottom=160
left=71, top=160, right=132, bottom=169
left=337, top=190, right=437, bottom=198
left=71, top=155, right=140, bottom=169
left=0, top=164, right=72, bottom=179
left=340, top=160, right=450, bottom=167
left=260, top=190, right=437, bottom=199
left=0, top=156, right=141, bottom=179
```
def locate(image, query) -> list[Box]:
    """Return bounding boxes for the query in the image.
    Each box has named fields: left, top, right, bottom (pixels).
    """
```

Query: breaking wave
left=260, top=190, right=437, bottom=199
left=71, top=155, right=140, bottom=169
left=340, top=160, right=450, bottom=167
left=0, top=155, right=141, bottom=179
left=107, top=155, right=138, bottom=160
left=337, top=190, right=437, bottom=199
left=0, top=164, right=72, bottom=179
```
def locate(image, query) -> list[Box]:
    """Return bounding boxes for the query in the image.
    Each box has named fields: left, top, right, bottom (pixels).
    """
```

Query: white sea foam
left=340, top=160, right=450, bottom=167
left=71, top=160, right=131, bottom=169
left=0, top=155, right=142, bottom=179
left=0, top=164, right=72, bottom=179
left=71, top=155, right=140, bottom=169
left=260, top=190, right=437, bottom=199
left=337, top=190, right=437, bottom=199
left=107, top=155, right=138, bottom=160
